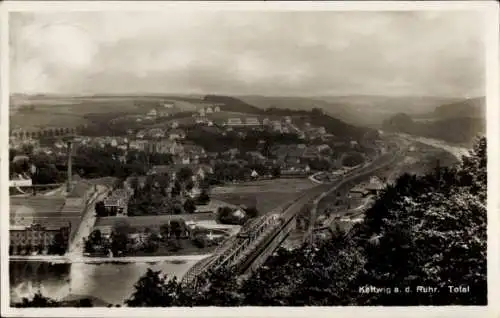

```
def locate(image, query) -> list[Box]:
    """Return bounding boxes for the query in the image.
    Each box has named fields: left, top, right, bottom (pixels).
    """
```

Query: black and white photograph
left=1, top=1, right=497, bottom=314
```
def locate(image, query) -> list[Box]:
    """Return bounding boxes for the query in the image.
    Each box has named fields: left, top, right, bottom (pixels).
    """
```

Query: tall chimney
left=66, top=141, right=72, bottom=193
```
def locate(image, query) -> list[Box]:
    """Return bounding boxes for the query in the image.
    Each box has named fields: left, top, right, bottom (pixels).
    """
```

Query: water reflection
left=10, top=261, right=71, bottom=304
left=10, top=260, right=197, bottom=306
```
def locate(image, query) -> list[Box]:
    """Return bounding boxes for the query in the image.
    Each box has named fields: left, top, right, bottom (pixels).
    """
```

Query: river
left=10, top=259, right=197, bottom=306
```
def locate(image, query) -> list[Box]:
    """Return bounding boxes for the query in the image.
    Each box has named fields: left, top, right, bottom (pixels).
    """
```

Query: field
left=210, top=178, right=317, bottom=213
left=95, top=213, right=215, bottom=230
left=9, top=95, right=210, bottom=130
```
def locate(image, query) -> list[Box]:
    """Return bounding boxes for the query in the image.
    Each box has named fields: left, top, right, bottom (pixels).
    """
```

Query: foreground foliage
left=124, top=137, right=486, bottom=306
left=16, top=138, right=486, bottom=307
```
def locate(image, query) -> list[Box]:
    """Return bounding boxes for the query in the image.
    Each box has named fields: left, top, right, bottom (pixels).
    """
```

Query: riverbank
left=9, top=253, right=212, bottom=264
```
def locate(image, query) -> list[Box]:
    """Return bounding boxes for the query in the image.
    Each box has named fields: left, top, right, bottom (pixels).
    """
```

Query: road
left=66, top=185, right=109, bottom=259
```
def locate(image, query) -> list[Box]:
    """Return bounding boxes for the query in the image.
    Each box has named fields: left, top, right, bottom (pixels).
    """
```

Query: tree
left=169, top=219, right=186, bottom=239
left=144, top=230, right=160, bottom=253
left=95, top=201, right=106, bottom=217
left=183, top=198, right=197, bottom=214
left=160, top=223, right=171, bottom=241
left=271, top=165, right=281, bottom=178
left=48, top=231, right=67, bottom=255
left=126, top=269, right=184, bottom=307
left=197, top=189, right=210, bottom=205
left=88, top=229, right=103, bottom=246
left=353, top=136, right=487, bottom=305
left=171, top=181, right=182, bottom=197
left=185, top=180, right=194, bottom=191
left=15, top=292, right=61, bottom=307
left=177, top=167, right=193, bottom=183
left=189, top=268, right=243, bottom=306
left=244, top=206, right=259, bottom=219
left=110, top=220, right=131, bottom=256
left=129, top=176, right=139, bottom=192
left=77, top=298, right=93, bottom=307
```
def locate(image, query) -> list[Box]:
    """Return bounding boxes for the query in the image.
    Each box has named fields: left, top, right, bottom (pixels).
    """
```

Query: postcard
left=1, top=1, right=498, bottom=317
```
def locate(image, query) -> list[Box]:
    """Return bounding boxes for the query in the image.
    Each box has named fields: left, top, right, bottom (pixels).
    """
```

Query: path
left=66, top=186, right=108, bottom=259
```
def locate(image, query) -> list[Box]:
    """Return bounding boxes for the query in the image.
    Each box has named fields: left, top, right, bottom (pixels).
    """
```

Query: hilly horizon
left=382, top=96, right=486, bottom=145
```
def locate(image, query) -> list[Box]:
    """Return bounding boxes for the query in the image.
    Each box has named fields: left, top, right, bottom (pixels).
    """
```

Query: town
left=9, top=99, right=388, bottom=263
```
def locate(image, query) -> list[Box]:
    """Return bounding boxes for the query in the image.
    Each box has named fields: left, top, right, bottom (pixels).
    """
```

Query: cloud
left=9, top=10, right=486, bottom=97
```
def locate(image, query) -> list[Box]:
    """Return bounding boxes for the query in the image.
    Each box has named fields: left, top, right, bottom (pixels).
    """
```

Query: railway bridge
left=182, top=149, right=405, bottom=288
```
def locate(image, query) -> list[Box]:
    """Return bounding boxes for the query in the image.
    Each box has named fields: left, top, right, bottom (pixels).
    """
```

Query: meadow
left=210, top=178, right=317, bottom=213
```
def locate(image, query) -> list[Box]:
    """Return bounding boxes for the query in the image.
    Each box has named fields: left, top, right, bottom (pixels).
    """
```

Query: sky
left=10, top=10, right=486, bottom=97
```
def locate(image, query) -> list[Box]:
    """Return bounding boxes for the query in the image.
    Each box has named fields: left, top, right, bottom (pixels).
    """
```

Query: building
left=245, top=117, right=260, bottom=126
left=214, top=106, right=221, bottom=112
left=149, top=128, right=166, bottom=139
left=198, top=108, right=206, bottom=117
left=8, top=189, right=95, bottom=256
left=103, top=189, right=131, bottom=216
left=136, top=130, right=148, bottom=139
left=147, top=109, right=157, bottom=117
left=10, top=221, right=71, bottom=255
left=205, top=107, right=213, bottom=114
left=168, top=129, right=186, bottom=141
left=226, top=118, right=243, bottom=126
left=271, top=121, right=282, bottom=132
left=157, top=109, right=171, bottom=118
left=149, top=164, right=213, bottom=181
left=129, top=140, right=149, bottom=151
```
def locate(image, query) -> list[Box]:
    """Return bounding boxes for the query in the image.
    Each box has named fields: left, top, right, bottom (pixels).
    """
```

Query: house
left=365, top=176, right=385, bottom=195
left=147, top=109, right=157, bottom=117
left=129, top=140, right=148, bottom=151
left=149, top=164, right=213, bottom=181
left=262, top=118, right=270, bottom=126
left=224, top=148, right=240, bottom=158
left=214, top=106, right=221, bottom=112
left=136, top=130, right=148, bottom=139
left=193, top=164, right=214, bottom=179
left=246, top=151, right=266, bottom=162
left=149, top=140, right=183, bottom=155
left=157, top=109, right=171, bottom=118
left=271, top=121, right=282, bottom=132
left=251, top=170, right=259, bottom=179
left=171, top=121, right=179, bottom=129
left=280, top=163, right=310, bottom=176
left=163, top=103, right=174, bottom=109
left=168, top=129, right=186, bottom=141
left=149, top=128, right=166, bottom=139
left=181, top=144, right=206, bottom=158
left=226, top=118, right=243, bottom=126
left=349, top=185, right=370, bottom=198
left=10, top=222, right=71, bottom=255
left=198, top=108, right=206, bottom=117
left=284, top=116, right=292, bottom=124
left=245, top=117, right=260, bottom=126
left=206, top=107, right=213, bottom=114
left=103, top=189, right=130, bottom=215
